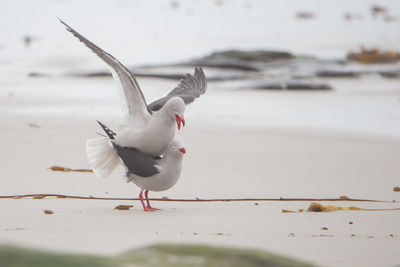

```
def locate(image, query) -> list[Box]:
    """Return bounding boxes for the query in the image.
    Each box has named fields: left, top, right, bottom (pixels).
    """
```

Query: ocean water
left=1, top=0, right=400, bottom=71
left=1, top=0, right=400, bottom=138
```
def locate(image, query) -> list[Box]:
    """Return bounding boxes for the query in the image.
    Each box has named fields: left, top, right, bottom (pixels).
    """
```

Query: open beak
left=179, top=147, right=186, bottom=154
left=175, top=114, right=185, bottom=130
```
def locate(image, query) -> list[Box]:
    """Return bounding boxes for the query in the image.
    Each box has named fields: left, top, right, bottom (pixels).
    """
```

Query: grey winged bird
left=93, top=121, right=185, bottom=212
left=59, top=19, right=206, bottom=178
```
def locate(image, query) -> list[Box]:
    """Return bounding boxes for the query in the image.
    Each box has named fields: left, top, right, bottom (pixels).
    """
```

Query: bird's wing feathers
left=148, top=67, right=207, bottom=111
left=97, top=120, right=116, bottom=140
left=59, top=19, right=152, bottom=122
left=113, top=145, right=160, bottom=177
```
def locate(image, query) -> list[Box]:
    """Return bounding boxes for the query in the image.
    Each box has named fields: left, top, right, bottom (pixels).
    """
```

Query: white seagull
left=59, top=20, right=206, bottom=176
left=94, top=121, right=185, bottom=212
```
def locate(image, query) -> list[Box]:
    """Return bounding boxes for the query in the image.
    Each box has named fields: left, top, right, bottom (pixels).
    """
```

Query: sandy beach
left=1, top=73, right=400, bottom=266
left=1, top=0, right=400, bottom=266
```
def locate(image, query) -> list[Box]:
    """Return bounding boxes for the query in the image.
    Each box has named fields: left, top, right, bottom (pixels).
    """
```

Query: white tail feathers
left=86, top=137, right=120, bottom=178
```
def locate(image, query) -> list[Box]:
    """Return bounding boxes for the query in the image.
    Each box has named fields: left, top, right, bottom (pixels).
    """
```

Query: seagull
left=92, top=121, right=185, bottom=212
left=59, top=19, right=206, bottom=175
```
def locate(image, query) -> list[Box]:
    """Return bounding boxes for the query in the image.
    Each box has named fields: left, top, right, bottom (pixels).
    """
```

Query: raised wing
left=59, top=19, right=152, bottom=122
left=148, top=67, right=207, bottom=111
left=114, top=145, right=160, bottom=177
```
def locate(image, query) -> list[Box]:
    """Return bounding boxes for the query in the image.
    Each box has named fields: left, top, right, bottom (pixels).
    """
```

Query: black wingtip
left=97, top=121, right=116, bottom=140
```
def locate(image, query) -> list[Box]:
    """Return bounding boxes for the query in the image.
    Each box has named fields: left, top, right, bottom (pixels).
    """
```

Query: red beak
left=175, top=114, right=185, bottom=130
left=179, top=147, right=186, bottom=154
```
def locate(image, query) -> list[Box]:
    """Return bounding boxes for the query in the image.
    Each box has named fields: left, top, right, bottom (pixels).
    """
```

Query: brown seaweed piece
left=308, top=202, right=348, bottom=212
left=307, top=202, right=400, bottom=212
left=347, top=47, right=400, bottom=64
left=114, top=205, right=134, bottom=210
left=282, top=209, right=295, bottom=213
left=49, top=166, right=93, bottom=173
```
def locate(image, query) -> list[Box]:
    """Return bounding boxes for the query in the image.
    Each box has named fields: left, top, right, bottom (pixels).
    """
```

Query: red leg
left=145, top=190, right=160, bottom=211
left=139, top=190, right=149, bottom=211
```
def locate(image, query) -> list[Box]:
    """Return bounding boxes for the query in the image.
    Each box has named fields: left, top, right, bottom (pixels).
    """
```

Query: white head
left=167, top=140, right=186, bottom=157
left=163, top=97, right=186, bottom=130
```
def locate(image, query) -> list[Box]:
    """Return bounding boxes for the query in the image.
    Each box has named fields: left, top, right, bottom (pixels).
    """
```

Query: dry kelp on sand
left=49, top=166, right=93, bottom=173
left=282, top=202, right=400, bottom=213
left=1, top=194, right=390, bottom=202
left=114, top=205, right=134, bottom=210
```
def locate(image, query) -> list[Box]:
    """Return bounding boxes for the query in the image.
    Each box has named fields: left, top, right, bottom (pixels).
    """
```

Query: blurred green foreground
left=0, top=243, right=313, bottom=267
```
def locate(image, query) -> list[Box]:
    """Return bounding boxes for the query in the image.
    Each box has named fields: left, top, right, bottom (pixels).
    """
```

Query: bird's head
left=165, top=97, right=185, bottom=130
left=168, top=140, right=186, bottom=156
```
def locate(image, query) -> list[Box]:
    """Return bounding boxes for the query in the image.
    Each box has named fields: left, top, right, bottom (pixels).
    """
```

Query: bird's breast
left=115, top=119, right=176, bottom=157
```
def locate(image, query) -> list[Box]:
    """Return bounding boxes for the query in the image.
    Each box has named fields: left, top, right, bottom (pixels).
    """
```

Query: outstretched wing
left=148, top=67, right=207, bottom=111
left=59, top=19, right=152, bottom=123
left=113, top=145, right=160, bottom=177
